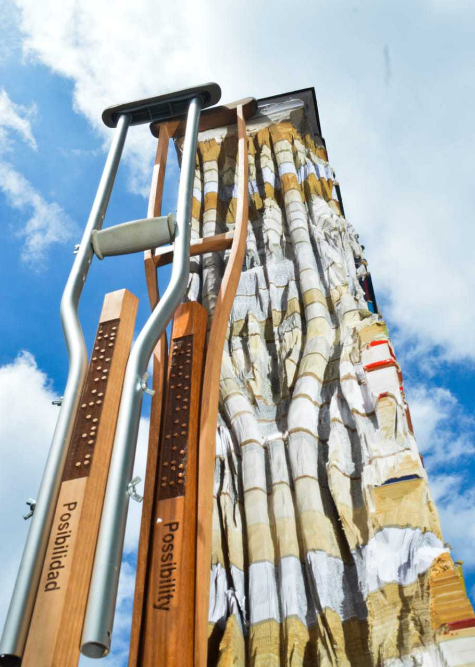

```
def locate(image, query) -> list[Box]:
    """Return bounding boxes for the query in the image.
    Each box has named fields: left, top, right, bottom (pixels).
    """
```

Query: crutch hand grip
left=91, top=214, right=175, bottom=259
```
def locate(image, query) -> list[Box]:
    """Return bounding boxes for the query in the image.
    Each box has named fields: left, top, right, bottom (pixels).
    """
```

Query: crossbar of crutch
left=0, top=82, right=220, bottom=666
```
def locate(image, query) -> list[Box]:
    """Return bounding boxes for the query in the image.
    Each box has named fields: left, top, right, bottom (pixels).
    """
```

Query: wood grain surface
left=137, top=303, right=207, bottom=667
left=194, top=104, right=249, bottom=667
left=128, top=123, right=169, bottom=667
left=150, top=97, right=257, bottom=139
left=23, top=289, right=138, bottom=667
left=153, top=231, right=234, bottom=268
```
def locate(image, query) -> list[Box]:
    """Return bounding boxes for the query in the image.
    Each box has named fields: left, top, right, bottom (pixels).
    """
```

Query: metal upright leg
left=81, top=96, right=203, bottom=659
left=0, top=115, right=131, bottom=665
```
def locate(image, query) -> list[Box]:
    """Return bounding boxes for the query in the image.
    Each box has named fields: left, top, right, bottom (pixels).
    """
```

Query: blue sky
left=1, top=1, right=475, bottom=664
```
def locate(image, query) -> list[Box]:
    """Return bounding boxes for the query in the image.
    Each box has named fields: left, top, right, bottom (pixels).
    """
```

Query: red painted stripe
left=367, top=340, right=388, bottom=348
left=445, top=618, right=475, bottom=632
left=364, top=359, right=396, bottom=373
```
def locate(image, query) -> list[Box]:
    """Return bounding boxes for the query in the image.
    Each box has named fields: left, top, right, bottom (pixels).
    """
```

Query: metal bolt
left=23, top=498, right=36, bottom=520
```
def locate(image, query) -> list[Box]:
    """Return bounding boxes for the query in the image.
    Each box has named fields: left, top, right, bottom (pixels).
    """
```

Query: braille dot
left=92, top=389, right=97, bottom=394
left=178, top=479, right=183, bottom=484
left=101, top=376, right=106, bottom=380
left=100, top=355, right=104, bottom=360
left=112, top=326, right=117, bottom=331
left=178, top=464, right=184, bottom=469
left=181, top=423, right=186, bottom=427
left=180, top=450, right=185, bottom=455
left=186, top=359, right=191, bottom=364
left=89, top=401, right=94, bottom=406
left=181, top=431, right=186, bottom=435
left=86, top=414, right=92, bottom=420
left=98, top=392, right=104, bottom=397
left=96, top=400, right=102, bottom=405
left=82, top=403, right=87, bottom=408
left=183, top=398, right=188, bottom=403
left=175, top=407, right=180, bottom=412
left=161, top=483, right=166, bottom=487
left=104, top=334, right=109, bottom=339
left=174, top=419, right=179, bottom=424
left=98, top=336, right=102, bottom=340
left=171, top=460, right=176, bottom=465
left=163, top=462, right=168, bottom=467
left=97, top=366, right=102, bottom=370
left=91, top=426, right=97, bottom=431
left=95, top=346, right=99, bottom=350
left=176, top=394, right=181, bottom=399
left=85, top=454, right=91, bottom=459
left=82, top=433, right=87, bottom=439
left=88, top=439, right=94, bottom=445
left=105, top=357, right=110, bottom=362
left=161, top=476, right=167, bottom=481
left=172, top=446, right=178, bottom=451
left=179, top=365, right=183, bottom=370
left=178, top=372, right=183, bottom=377
left=171, top=466, right=176, bottom=471
left=94, top=378, right=100, bottom=383
left=101, top=349, right=105, bottom=353
left=108, top=343, right=113, bottom=347
left=178, top=472, right=183, bottom=478
left=92, top=418, right=98, bottom=423
left=75, top=462, right=81, bottom=468
left=177, top=383, right=182, bottom=388
left=84, top=460, right=90, bottom=466
left=165, top=434, right=172, bottom=440
left=169, top=481, right=175, bottom=486
left=185, top=375, right=190, bottom=379
left=103, top=369, right=108, bottom=373
left=173, top=432, right=178, bottom=437
left=92, top=357, right=97, bottom=361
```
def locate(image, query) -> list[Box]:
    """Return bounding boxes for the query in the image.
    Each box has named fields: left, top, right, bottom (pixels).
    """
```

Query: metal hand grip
left=91, top=214, right=175, bottom=259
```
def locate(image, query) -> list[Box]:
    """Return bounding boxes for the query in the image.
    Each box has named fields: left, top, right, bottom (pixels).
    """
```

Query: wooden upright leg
left=137, top=302, right=208, bottom=667
left=22, top=289, right=138, bottom=667
left=194, top=105, right=249, bottom=667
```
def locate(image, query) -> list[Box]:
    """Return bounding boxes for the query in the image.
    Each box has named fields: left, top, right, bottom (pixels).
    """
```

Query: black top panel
left=102, top=83, right=221, bottom=128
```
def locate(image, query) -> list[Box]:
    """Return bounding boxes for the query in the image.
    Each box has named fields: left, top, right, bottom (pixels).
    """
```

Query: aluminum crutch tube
left=0, top=114, right=131, bottom=664
left=81, top=96, right=203, bottom=659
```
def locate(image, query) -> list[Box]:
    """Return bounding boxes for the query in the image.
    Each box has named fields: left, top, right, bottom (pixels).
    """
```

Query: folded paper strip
left=175, top=103, right=475, bottom=666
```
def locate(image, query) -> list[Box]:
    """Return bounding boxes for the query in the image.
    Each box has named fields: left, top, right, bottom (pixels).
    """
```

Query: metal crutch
left=0, top=83, right=221, bottom=666
left=80, top=85, right=221, bottom=658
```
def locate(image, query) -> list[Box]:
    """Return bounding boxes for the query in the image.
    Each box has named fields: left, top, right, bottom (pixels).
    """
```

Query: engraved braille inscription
left=157, top=335, right=193, bottom=500
left=62, top=318, right=119, bottom=481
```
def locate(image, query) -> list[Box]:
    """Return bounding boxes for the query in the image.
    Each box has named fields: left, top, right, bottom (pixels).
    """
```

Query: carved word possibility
left=155, top=521, right=180, bottom=610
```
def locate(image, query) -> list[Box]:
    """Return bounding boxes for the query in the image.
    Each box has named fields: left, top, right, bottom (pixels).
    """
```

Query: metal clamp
left=126, top=477, right=143, bottom=503
left=23, top=499, right=36, bottom=521
left=52, top=397, right=63, bottom=407
left=140, top=372, right=155, bottom=397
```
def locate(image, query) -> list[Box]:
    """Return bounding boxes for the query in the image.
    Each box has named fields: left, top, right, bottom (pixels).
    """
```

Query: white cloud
left=9, top=0, right=475, bottom=360
left=0, top=352, right=60, bottom=626
left=0, top=88, right=37, bottom=152
left=406, top=382, right=475, bottom=569
left=430, top=474, right=475, bottom=568
left=0, top=161, right=76, bottom=267
left=407, top=383, right=475, bottom=470
left=0, top=88, right=76, bottom=266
